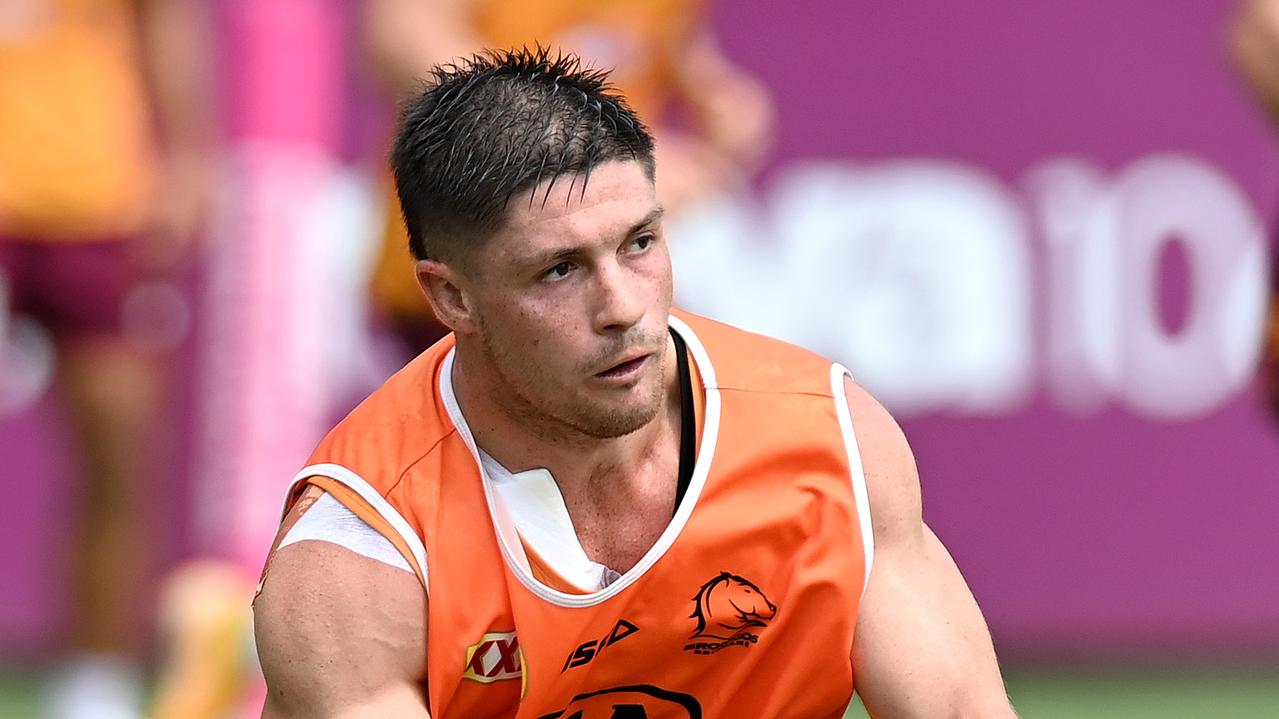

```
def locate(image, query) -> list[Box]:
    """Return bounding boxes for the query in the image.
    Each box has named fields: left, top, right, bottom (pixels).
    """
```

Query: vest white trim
left=831, top=363, right=875, bottom=597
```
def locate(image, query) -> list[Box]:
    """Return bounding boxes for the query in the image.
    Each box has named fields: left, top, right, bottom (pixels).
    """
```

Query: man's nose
left=592, top=260, right=646, bottom=334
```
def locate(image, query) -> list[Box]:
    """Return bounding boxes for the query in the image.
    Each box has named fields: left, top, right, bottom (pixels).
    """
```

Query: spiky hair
left=390, top=46, right=656, bottom=263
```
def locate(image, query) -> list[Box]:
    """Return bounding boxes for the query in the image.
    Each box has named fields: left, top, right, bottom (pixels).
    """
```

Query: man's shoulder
left=674, top=309, right=837, bottom=394
left=254, top=530, right=428, bottom=716
left=309, top=336, right=460, bottom=485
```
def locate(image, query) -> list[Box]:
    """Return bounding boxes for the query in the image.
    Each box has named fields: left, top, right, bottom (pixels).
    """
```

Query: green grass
left=846, top=667, right=1279, bottom=719
left=0, top=671, right=40, bottom=719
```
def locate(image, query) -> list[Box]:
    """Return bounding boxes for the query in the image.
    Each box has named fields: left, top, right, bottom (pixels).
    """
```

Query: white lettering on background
left=670, top=154, right=1268, bottom=420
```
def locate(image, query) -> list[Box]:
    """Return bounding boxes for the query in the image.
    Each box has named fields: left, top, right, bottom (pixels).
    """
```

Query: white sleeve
left=278, top=492, right=414, bottom=574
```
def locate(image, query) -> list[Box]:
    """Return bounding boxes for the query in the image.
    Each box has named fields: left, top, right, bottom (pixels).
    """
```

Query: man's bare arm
left=846, top=378, right=1016, bottom=718
left=1231, top=0, right=1279, bottom=127
left=136, top=0, right=218, bottom=267
left=254, top=488, right=429, bottom=718
left=668, top=28, right=774, bottom=174
left=361, top=0, right=481, bottom=96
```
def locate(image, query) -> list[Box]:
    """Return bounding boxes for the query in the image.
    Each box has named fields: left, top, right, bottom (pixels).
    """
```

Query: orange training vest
left=278, top=310, right=874, bottom=718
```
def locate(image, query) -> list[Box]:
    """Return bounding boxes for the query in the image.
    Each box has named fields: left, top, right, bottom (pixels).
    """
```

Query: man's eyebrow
left=631, top=206, right=665, bottom=233
left=523, top=206, right=666, bottom=269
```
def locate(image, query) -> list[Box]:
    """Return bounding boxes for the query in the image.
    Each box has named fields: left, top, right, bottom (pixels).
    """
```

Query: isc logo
left=463, top=632, right=523, bottom=683
left=561, top=620, right=639, bottom=672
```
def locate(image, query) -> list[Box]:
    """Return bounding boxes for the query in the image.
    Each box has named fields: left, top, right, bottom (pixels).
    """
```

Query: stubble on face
left=476, top=317, right=670, bottom=442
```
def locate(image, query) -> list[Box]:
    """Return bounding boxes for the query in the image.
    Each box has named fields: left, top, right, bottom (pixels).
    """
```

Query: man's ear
left=415, top=259, right=478, bottom=335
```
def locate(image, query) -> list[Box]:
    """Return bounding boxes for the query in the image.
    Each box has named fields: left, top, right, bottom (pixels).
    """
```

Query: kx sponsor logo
left=463, top=631, right=522, bottom=683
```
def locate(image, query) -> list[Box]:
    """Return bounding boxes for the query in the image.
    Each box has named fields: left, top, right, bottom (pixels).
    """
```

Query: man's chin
left=570, top=398, right=663, bottom=440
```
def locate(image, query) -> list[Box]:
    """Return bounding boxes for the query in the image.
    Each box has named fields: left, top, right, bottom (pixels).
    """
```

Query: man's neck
left=449, top=334, right=683, bottom=502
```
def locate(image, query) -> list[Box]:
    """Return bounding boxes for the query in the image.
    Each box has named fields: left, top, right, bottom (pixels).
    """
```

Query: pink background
left=3, top=0, right=1278, bottom=660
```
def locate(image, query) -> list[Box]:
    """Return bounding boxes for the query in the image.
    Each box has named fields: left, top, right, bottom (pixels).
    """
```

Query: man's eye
left=629, top=234, right=655, bottom=252
left=544, top=261, right=575, bottom=281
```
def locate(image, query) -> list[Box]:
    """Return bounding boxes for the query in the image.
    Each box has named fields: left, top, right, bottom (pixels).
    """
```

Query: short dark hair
left=390, top=46, right=656, bottom=263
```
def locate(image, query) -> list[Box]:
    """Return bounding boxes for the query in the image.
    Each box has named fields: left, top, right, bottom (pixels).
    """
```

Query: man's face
left=462, top=160, right=673, bottom=439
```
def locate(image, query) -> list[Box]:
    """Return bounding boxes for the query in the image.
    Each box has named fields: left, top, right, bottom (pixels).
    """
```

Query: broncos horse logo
left=684, top=572, right=776, bottom=653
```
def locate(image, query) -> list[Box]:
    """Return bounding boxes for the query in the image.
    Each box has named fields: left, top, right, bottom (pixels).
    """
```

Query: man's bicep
left=843, top=377, right=1013, bottom=718
left=852, top=525, right=1012, bottom=718
left=255, top=539, right=429, bottom=718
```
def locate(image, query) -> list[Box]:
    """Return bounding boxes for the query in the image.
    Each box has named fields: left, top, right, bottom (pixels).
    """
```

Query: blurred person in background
left=0, top=1, right=215, bottom=717
left=1231, top=0, right=1279, bottom=417
left=360, top=0, right=773, bottom=351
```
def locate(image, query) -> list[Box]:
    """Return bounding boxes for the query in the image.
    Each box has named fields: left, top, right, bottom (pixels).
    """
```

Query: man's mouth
left=595, top=353, right=652, bottom=380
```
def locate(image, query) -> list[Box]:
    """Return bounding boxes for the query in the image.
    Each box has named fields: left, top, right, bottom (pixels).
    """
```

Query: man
left=254, top=48, right=1016, bottom=718
left=0, top=1, right=212, bottom=717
